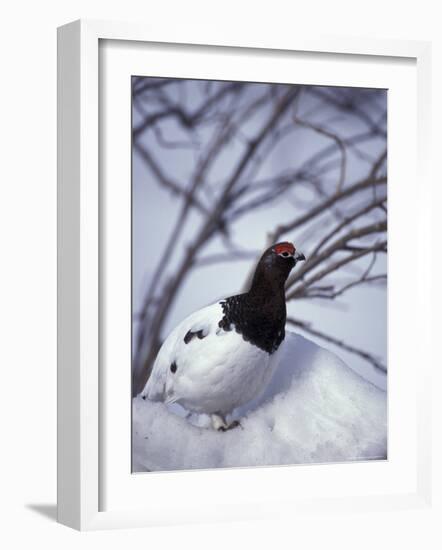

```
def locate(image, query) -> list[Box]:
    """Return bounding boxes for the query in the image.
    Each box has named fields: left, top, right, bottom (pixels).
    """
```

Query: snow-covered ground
left=132, top=332, right=387, bottom=472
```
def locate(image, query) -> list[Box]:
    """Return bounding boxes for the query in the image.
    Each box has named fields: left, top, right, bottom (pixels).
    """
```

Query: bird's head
left=263, top=241, right=305, bottom=268
left=250, top=241, right=306, bottom=293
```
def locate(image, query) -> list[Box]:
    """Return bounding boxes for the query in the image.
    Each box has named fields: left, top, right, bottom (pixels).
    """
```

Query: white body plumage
left=141, top=303, right=283, bottom=426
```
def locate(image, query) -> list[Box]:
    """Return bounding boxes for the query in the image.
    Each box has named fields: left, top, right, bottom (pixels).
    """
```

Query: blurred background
left=131, top=77, right=387, bottom=396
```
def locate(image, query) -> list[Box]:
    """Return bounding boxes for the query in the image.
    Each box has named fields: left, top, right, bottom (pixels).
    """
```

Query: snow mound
left=132, top=332, right=387, bottom=472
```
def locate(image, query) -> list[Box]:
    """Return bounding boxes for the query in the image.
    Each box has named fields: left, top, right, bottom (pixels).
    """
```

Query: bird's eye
left=281, top=252, right=290, bottom=258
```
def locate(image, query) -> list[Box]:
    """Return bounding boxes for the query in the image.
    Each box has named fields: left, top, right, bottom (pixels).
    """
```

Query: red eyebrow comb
left=274, top=242, right=295, bottom=255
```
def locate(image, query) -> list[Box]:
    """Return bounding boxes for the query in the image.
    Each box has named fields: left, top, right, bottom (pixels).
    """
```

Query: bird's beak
left=294, top=251, right=306, bottom=262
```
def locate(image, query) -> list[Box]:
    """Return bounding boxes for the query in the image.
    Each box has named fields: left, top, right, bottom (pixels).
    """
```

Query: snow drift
left=132, top=332, right=387, bottom=472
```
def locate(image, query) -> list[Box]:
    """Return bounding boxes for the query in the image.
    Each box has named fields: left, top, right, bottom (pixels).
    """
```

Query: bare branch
left=270, top=176, right=386, bottom=242
left=288, top=241, right=387, bottom=300
left=133, top=141, right=208, bottom=215
left=309, top=197, right=387, bottom=257
left=286, top=219, right=387, bottom=289
left=369, top=148, right=387, bottom=179
left=304, top=274, right=386, bottom=299
left=133, top=82, right=244, bottom=138
left=293, top=115, right=347, bottom=193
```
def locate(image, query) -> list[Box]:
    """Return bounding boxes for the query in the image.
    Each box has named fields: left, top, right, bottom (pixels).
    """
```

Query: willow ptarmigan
left=141, top=242, right=306, bottom=430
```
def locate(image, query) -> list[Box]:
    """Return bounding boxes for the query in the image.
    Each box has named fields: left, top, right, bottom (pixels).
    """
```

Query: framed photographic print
left=131, top=76, right=388, bottom=472
left=57, top=19, right=432, bottom=530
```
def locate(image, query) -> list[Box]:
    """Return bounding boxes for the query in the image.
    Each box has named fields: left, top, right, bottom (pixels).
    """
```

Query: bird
left=140, top=242, right=306, bottom=431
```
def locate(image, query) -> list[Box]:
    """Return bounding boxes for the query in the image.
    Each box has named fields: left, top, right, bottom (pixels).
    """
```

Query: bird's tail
left=140, top=367, right=166, bottom=402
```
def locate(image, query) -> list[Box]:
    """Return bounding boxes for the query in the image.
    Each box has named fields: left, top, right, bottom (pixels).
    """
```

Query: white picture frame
left=57, top=19, right=432, bottom=531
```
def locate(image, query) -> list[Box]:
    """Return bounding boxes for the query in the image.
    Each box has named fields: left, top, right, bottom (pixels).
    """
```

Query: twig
left=304, top=274, right=386, bottom=299
left=270, top=176, right=386, bottom=242
left=133, top=82, right=243, bottom=138
left=133, top=141, right=208, bottom=215
left=288, top=241, right=387, bottom=300
left=293, top=116, right=347, bottom=193
left=286, top=220, right=387, bottom=290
